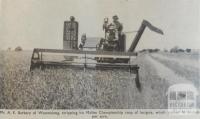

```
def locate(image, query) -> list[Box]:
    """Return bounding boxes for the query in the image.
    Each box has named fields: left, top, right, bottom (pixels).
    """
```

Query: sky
left=0, top=0, right=199, bottom=51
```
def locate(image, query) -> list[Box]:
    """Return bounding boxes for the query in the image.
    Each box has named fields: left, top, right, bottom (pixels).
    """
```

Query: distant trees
left=178, top=49, right=184, bottom=52
left=138, top=48, right=160, bottom=53
left=6, top=46, right=23, bottom=51
left=15, top=46, right=23, bottom=51
left=153, top=48, right=160, bottom=52
left=186, top=48, right=191, bottom=53
left=170, top=46, right=179, bottom=53
left=138, top=46, right=192, bottom=54
left=170, top=46, right=192, bottom=53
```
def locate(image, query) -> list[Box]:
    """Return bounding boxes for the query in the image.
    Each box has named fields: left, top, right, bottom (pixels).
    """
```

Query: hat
left=70, top=16, right=75, bottom=21
left=113, top=15, right=119, bottom=20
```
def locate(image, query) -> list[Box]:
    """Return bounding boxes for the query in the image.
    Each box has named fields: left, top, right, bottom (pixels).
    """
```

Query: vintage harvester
left=30, top=16, right=163, bottom=90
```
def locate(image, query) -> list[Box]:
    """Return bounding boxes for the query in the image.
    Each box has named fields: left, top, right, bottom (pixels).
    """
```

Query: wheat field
left=0, top=51, right=199, bottom=109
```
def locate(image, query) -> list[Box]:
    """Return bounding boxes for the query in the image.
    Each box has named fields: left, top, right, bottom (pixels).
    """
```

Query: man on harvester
left=112, top=15, right=123, bottom=39
left=101, top=15, right=126, bottom=52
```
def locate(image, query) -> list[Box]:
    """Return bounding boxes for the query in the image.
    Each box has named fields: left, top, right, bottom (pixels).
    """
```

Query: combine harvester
left=30, top=16, right=163, bottom=90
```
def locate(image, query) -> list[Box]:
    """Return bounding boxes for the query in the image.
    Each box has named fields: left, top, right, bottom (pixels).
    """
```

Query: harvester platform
left=30, top=48, right=141, bottom=89
left=30, top=48, right=138, bottom=70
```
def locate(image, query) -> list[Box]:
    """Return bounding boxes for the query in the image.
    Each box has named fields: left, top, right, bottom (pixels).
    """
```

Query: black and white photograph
left=0, top=0, right=199, bottom=112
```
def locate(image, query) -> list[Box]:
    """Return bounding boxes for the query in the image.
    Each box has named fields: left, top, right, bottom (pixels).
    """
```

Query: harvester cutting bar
left=33, top=48, right=137, bottom=56
left=30, top=48, right=138, bottom=70
left=38, top=61, right=138, bottom=70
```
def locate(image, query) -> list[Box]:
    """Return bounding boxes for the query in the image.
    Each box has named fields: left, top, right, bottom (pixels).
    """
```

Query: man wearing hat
left=112, top=15, right=126, bottom=51
left=112, top=15, right=125, bottom=51
left=112, top=15, right=123, bottom=35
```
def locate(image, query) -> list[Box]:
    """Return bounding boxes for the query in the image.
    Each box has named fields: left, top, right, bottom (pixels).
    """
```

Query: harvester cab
left=30, top=16, right=164, bottom=90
